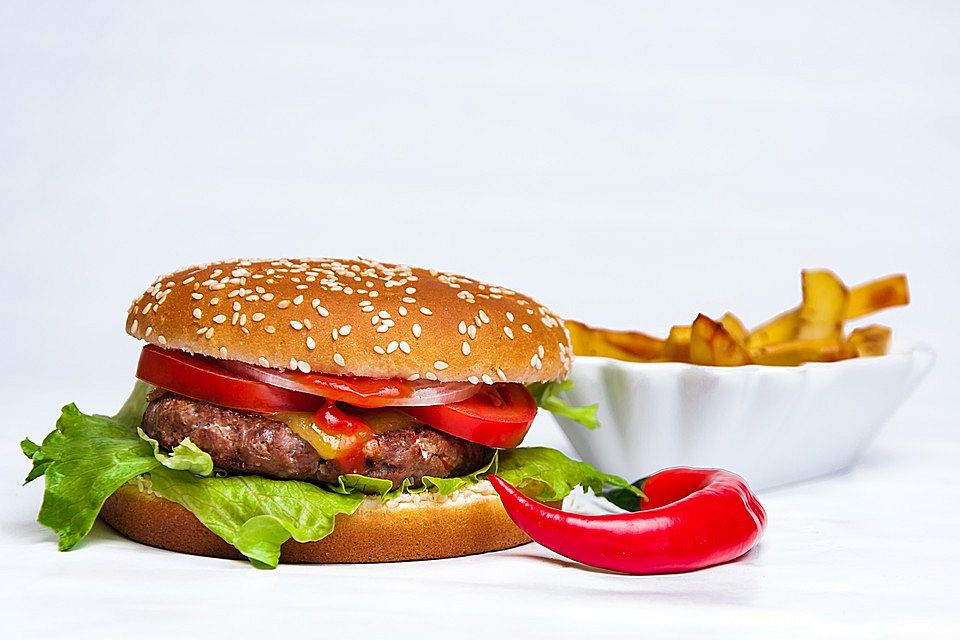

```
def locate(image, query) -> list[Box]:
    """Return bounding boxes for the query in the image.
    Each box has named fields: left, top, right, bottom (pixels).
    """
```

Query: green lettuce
left=145, top=468, right=362, bottom=568
left=497, top=447, right=637, bottom=502
left=20, top=402, right=160, bottom=551
left=527, top=380, right=599, bottom=430
left=138, top=428, right=214, bottom=477
left=22, top=382, right=633, bottom=568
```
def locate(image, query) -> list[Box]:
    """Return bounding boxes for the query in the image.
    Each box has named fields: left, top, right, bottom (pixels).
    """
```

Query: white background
left=1, top=1, right=957, bottom=638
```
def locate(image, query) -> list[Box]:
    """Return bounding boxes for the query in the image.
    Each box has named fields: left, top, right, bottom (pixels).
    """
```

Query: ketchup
left=313, top=400, right=373, bottom=474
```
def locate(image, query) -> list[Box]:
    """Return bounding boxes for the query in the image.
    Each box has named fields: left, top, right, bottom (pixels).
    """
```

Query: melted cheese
left=271, top=407, right=418, bottom=460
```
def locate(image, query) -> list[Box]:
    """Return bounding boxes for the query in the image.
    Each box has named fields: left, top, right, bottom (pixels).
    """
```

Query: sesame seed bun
left=100, top=479, right=531, bottom=563
left=127, top=258, right=571, bottom=383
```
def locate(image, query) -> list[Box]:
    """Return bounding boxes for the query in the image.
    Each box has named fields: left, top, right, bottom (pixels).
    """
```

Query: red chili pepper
left=489, top=468, right=766, bottom=575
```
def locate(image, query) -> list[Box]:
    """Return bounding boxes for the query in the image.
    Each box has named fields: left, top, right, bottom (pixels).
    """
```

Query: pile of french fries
left=567, top=271, right=909, bottom=367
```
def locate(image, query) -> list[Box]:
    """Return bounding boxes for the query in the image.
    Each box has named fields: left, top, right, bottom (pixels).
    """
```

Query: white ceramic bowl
left=555, top=347, right=934, bottom=490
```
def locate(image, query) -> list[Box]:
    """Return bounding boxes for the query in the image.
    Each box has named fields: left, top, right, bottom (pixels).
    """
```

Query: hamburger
left=22, top=258, right=631, bottom=567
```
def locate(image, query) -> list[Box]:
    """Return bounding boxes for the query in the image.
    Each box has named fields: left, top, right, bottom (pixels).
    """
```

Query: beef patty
left=141, top=394, right=491, bottom=488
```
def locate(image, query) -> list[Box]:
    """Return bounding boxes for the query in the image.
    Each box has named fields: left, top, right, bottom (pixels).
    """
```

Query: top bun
left=126, top=258, right=572, bottom=383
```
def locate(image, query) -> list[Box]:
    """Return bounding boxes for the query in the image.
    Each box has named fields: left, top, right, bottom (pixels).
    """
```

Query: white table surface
left=2, top=367, right=956, bottom=639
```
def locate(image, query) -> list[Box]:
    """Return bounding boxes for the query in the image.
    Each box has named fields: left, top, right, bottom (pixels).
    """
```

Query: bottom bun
left=100, top=479, right=530, bottom=563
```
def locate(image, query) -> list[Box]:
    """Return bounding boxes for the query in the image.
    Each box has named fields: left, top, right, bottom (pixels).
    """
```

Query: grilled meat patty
left=140, top=394, right=491, bottom=488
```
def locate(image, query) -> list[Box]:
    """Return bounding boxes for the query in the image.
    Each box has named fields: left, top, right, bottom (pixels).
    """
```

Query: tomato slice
left=136, top=345, right=324, bottom=413
left=401, top=383, right=537, bottom=448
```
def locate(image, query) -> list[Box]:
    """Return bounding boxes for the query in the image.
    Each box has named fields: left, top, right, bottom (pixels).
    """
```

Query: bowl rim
left=569, top=343, right=935, bottom=375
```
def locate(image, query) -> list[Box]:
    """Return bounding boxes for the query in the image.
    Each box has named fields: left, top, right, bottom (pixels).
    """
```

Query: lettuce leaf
left=137, top=427, right=214, bottom=477
left=145, top=468, right=362, bottom=568
left=527, top=380, right=599, bottom=430
left=496, top=447, right=639, bottom=502
left=21, top=402, right=161, bottom=550
left=21, top=381, right=633, bottom=567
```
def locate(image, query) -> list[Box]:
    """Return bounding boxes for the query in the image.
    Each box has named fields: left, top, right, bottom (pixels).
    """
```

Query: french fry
left=690, top=314, right=752, bottom=366
left=847, top=324, right=892, bottom=357
left=566, top=320, right=665, bottom=362
left=568, top=271, right=908, bottom=367
left=664, top=325, right=692, bottom=362
left=746, top=307, right=799, bottom=350
left=796, top=270, right=848, bottom=341
left=719, top=312, right=748, bottom=346
left=846, top=275, right=909, bottom=320
left=750, top=339, right=856, bottom=366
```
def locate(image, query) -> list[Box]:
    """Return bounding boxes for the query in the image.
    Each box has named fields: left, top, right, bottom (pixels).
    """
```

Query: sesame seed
left=482, top=374, right=494, bottom=385
left=522, top=324, right=532, bottom=333
left=297, top=360, right=311, bottom=373
left=479, top=310, right=490, bottom=324
left=261, top=293, right=274, bottom=301
left=378, top=310, right=390, bottom=319
left=306, top=336, right=316, bottom=350
left=303, top=318, right=312, bottom=330
left=332, top=328, right=339, bottom=341
left=311, top=298, right=320, bottom=308
left=333, top=353, right=346, bottom=367
left=289, top=320, right=303, bottom=330
left=420, top=307, right=433, bottom=316
left=182, top=276, right=196, bottom=285
left=467, top=325, right=477, bottom=339
left=531, top=354, right=539, bottom=367
left=462, top=342, right=471, bottom=356
left=293, top=295, right=304, bottom=305
left=265, top=325, right=276, bottom=334
left=231, top=311, right=240, bottom=325
left=212, top=314, right=227, bottom=324
left=468, top=375, right=480, bottom=385
left=289, top=357, right=298, bottom=370
left=251, top=312, right=265, bottom=322
left=412, top=324, right=422, bottom=338
left=434, top=360, right=448, bottom=370
left=145, top=326, right=153, bottom=337
left=497, top=368, right=507, bottom=381
left=504, top=327, right=514, bottom=339
left=191, top=292, right=203, bottom=300
left=233, top=301, right=241, bottom=312
left=130, top=319, right=138, bottom=333
left=372, top=316, right=380, bottom=325
left=340, top=324, right=352, bottom=336
left=204, top=328, right=215, bottom=339
left=386, top=341, right=399, bottom=354
left=407, top=373, right=421, bottom=381
left=399, top=341, right=411, bottom=354
left=405, top=287, right=416, bottom=294
left=374, top=345, right=385, bottom=355
left=258, top=356, right=270, bottom=367
left=506, top=311, right=514, bottom=322
left=193, top=309, right=202, bottom=319
left=316, top=305, right=329, bottom=317
left=402, top=297, right=416, bottom=304
left=157, top=335, right=167, bottom=345
left=210, top=297, right=220, bottom=305
left=376, top=324, right=390, bottom=333
left=424, top=371, right=438, bottom=381
left=296, top=284, right=308, bottom=290
left=458, top=321, right=467, bottom=334
left=278, top=300, right=291, bottom=309
left=538, top=344, right=545, bottom=358
left=398, top=306, right=408, bottom=317
left=220, top=347, right=228, bottom=358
